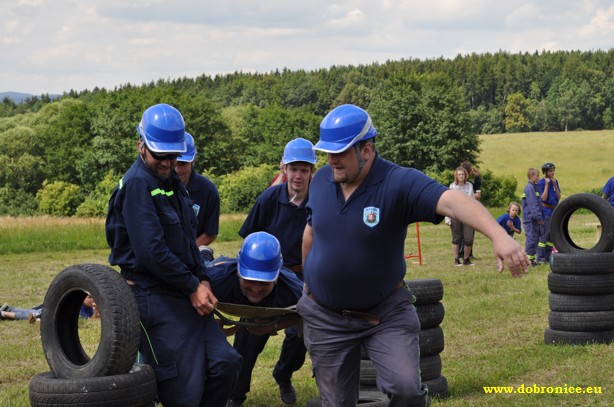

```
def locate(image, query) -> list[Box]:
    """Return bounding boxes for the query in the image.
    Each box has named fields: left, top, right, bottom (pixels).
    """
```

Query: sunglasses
left=147, top=147, right=180, bottom=161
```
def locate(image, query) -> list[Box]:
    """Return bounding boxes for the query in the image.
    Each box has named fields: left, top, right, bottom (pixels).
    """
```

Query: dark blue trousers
left=132, top=284, right=242, bottom=407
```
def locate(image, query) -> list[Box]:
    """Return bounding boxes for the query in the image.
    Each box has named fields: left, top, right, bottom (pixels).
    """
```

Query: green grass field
left=1, top=130, right=613, bottom=406
left=479, top=129, right=614, bottom=197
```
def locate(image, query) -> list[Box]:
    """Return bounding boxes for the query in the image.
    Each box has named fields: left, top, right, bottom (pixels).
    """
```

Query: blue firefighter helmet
left=136, top=104, right=187, bottom=153
left=315, top=104, right=377, bottom=154
left=282, top=138, right=317, bottom=165
left=178, top=132, right=196, bottom=162
left=237, top=232, right=283, bottom=282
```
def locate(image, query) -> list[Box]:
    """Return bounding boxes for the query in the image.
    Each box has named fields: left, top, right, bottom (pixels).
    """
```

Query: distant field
left=479, top=130, right=614, bottom=197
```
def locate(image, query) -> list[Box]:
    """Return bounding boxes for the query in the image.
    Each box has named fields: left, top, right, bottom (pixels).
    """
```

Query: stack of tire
left=359, top=278, right=448, bottom=399
left=28, top=264, right=157, bottom=407
left=545, top=193, right=614, bottom=345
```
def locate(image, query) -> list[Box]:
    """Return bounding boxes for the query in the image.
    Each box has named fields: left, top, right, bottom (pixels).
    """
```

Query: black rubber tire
left=41, top=263, right=140, bottom=379
left=415, top=302, right=445, bottom=329
left=544, top=327, right=614, bottom=345
left=549, top=193, right=614, bottom=253
left=359, top=354, right=442, bottom=384
left=550, top=252, right=614, bottom=274
left=405, top=279, right=444, bottom=305
left=360, top=359, right=377, bottom=387
left=549, top=292, right=614, bottom=312
left=424, top=375, right=449, bottom=398
left=419, top=326, right=444, bottom=356
left=306, top=391, right=389, bottom=406
left=549, top=310, right=614, bottom=332
left=29, top=363, right=157, bottom=407
left=547, top=272, right=614, bottom=295
left=420, top=354, right=442, bottom=381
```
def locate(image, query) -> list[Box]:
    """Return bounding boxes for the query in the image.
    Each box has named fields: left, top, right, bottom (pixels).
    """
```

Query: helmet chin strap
left=355, top=143, right=366, bottom=172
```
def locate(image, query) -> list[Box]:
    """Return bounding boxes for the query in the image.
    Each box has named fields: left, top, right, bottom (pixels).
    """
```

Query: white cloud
left=0, top=0, right=612, bottom=94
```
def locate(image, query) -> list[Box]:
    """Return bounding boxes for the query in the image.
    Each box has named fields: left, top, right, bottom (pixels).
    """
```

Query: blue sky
left=1, top=0, right=612, bottom=95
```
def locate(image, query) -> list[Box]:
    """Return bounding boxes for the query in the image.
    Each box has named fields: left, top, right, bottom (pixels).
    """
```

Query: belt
left=542, top=202, right=556, bottom=209
left=305, top=281, right=404, bottom=326
left=285, top=264, right=303, bottom=274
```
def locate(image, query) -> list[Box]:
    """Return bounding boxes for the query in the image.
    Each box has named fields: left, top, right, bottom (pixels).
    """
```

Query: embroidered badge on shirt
left=363, top=206, right=380, bottom=227
left=192, top=203, right=200, bottom=217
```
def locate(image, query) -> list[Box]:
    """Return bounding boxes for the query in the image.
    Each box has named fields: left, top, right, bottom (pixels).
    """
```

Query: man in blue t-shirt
left=299, top=104, right=529, bottom=407
left=208, top=232, right=304, bottom=407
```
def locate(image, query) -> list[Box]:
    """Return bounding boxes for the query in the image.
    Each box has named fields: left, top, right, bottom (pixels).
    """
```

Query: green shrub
left=218, top=164, right=276, bottom=212
left=0, top=187, right=38, bottom=216
left=36, top=180, right=82, bottom=216
left=75, top=171, right=121, bottom=217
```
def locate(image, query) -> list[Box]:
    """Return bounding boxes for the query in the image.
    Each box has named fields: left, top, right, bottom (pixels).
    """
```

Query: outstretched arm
left=435, top=190, right=528, bottom=277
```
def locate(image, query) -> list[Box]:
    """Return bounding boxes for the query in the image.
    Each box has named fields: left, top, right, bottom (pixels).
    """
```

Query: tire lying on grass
left=419, top=326, right=444, bottom=356
left=548, top=310, right=614, bottom=332
left=415, top=302, right=445, bottom=329
left=405, top=279, right=444, bottom=305
left=547, top=272, right=614, bottom=296
left=549, top=292, right=614, bottom=312
left=29, top=363, right=156, bottom=407
left=549, top=193, right=614, bottom=254
left=544, top=328, right=614, bottom=345
left=550, top=252, right=614, bottom=275
left=41, top=263, right=140, bottom=379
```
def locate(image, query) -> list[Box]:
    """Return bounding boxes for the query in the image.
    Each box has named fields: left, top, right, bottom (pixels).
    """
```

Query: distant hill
left=0, top=92, right=61, bottom=104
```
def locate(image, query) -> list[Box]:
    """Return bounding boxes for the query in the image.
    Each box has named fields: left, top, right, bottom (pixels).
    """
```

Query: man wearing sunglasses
left=106, top=103, right=241, bottom=407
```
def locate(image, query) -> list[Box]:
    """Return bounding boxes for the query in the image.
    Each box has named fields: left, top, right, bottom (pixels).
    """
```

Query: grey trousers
left=297, top=285, right=429, bottom=407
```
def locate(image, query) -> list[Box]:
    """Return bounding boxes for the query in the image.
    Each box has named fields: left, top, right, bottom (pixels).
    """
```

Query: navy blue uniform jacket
left=106, top=157, right=208, bottom=296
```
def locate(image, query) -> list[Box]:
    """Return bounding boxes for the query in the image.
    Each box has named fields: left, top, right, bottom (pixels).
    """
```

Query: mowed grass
left=1, top=212, right=612, bottom=406
left=479, top=129, right=614, bottom=197
left=1, top=132, right=613, bottom=405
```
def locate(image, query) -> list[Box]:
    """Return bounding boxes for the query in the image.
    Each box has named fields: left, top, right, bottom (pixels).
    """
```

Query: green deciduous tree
left=369, top=72, right=478, bottom=173
left=504, top=93, right=530, bottom=133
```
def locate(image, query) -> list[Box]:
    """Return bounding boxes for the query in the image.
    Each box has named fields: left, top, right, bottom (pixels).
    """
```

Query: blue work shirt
left=106, top=157, right=207, bottom=295
left=304, top=156, right=447, bottom=311
left=186, top=169, right=220, bottom=239
left=521, top=181, right=543, bottom=224
left=208, top=257, right=303, bottom=307
left=239, top=184, right=308, bottom=266
left=536, top=178, right=561, bottom=218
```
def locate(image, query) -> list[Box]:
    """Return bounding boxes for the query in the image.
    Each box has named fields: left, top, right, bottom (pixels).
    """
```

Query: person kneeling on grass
left=208, top=232, right=305, bottom=407
left=0, top=295, right=98, bottom=323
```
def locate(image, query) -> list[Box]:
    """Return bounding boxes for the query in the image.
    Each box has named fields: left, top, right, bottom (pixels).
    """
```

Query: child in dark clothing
left=497, top=202, right=522, bottom=238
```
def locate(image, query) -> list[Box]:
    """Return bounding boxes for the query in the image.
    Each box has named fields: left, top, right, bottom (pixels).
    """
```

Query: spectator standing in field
left=459, top=161, right=481, bottom=260
left=602, top=176, right=614, bottom=206
left=536, top=162, right=561, bottom=264
left=106, top=103, right=241, bottom=407
left=237, top=137, right=316, bottom=404
left=175, top=132, right=221, bottom=259
left=299, top=104, right=528, bottom=407
left=208, top=232, right=304, bottom=407
left=497, top=202, right=522, bottom=238
left=522, top=168, right=544, bottom=267
left=448, top=166, right=477, bottom=266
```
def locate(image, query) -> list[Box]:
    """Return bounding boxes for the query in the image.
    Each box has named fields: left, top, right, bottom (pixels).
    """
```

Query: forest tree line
left=0, top=49, right=612, bottom=216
